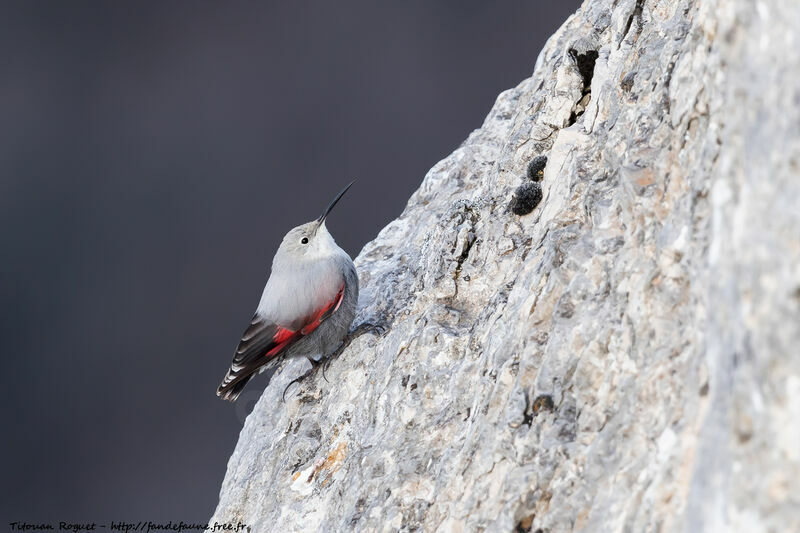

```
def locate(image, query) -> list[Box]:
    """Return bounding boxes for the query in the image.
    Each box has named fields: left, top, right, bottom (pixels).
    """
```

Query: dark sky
left=0, top=1, right=579, bottom=524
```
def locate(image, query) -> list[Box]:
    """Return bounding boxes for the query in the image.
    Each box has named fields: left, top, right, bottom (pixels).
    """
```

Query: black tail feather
left=217, top=374, right=252, bottom=402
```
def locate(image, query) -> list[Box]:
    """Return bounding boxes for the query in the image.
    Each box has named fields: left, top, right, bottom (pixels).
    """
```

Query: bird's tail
left=217, top=372, right=252, bottom=402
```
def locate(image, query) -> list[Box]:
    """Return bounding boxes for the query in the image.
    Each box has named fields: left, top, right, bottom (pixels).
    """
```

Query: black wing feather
left=217, top=285, right=345, bottom=401
left=216, top=315, right=298, bottom=401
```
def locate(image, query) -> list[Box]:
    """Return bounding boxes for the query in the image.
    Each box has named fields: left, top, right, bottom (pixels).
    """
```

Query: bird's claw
left=281, top=322, right=387, bottom=402
left=281, top=358, right=320, bottom=402
left=353, top=321, right=387, bottom=337
left=282, top=372, right=307, bottom=402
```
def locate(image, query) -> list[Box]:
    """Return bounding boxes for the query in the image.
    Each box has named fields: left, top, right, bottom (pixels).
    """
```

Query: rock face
left=212, top=0, right=800, bottom=531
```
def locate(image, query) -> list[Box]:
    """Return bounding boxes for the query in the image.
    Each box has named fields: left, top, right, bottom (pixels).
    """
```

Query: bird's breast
left=256, top=256, right=347, bottom=330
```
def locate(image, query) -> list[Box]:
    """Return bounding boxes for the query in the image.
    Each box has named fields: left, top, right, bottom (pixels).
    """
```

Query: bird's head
left=274, top=182, right=354, bottom=264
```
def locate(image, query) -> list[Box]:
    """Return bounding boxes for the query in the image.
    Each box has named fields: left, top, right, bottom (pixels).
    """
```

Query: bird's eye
left=301, top=237, right=308, bottom=244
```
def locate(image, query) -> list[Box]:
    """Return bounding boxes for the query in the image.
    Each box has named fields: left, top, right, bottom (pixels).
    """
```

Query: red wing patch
left=272, top=327, right=295, bottom=344
left=300, top=284, right=345, bottom=335
left=218, top=284, right=347, bottom=399
left=265, top=327, right=301, bottom=357
left=262, top=284, right=344, bottom=356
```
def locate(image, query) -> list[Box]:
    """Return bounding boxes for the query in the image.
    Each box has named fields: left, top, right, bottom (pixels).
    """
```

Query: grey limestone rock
left=212, top=0, right=800, bottom=531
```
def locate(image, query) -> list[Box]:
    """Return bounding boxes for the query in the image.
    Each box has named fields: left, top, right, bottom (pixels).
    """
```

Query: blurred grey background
left=0, top=1, right=579, bottom=524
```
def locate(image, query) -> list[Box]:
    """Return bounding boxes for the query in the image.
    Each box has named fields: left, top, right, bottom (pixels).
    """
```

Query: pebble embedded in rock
left=532, top=394, right=555, bottom=415
left=510, top=182, right=543, bottom=215
left=527, top=155, right=548, bottom=181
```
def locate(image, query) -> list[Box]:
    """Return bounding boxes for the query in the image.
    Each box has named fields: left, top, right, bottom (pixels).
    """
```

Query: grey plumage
left=217, top=184, right=358, bottom=402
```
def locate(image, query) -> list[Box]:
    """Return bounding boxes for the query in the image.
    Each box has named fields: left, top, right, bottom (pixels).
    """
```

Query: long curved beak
left=316, top=181, right=355, bottom=226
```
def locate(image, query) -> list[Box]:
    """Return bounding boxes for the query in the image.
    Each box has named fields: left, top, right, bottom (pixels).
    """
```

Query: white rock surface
left=212, top=0, right=800, bottom=531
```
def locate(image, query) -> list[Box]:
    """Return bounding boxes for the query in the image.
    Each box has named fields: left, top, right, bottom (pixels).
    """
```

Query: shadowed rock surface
left=212, top=0, right=800, bottom=531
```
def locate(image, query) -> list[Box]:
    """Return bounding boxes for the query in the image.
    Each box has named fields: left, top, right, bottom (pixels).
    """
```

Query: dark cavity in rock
left=569, top=48, right=599, bottom=94
left=621, top=72, right=636, bottom=93
left=567, top=48, right=598, bottom=125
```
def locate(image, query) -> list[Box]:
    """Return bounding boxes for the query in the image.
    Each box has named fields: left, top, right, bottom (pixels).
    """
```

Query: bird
left=217, top=182, right=372, bottom=402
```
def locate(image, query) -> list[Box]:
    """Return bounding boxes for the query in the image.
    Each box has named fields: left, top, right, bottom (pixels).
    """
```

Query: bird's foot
left=282, top=357, right=323, bottom=402
left=281, top=322, right=386, bottom=402
left=321, top=322, right=386, bottom=379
